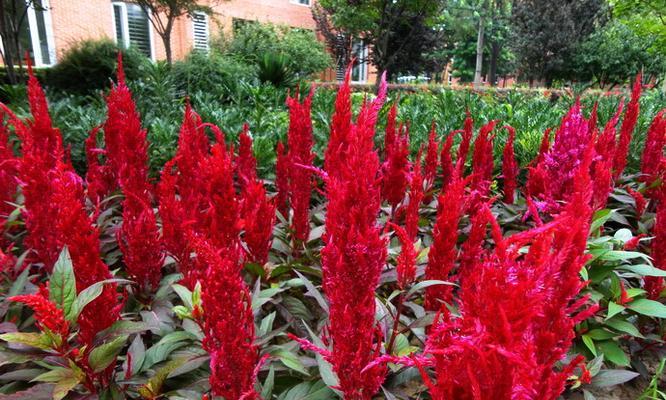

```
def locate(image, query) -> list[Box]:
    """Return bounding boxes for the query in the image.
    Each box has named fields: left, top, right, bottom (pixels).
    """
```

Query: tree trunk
left=489, top=41, right=500, bottom=87
left=0, top=4, right=17, bottom=84
left=473, top=14, right=485, bottom=88
left=163, top=33, right=172, bottom=65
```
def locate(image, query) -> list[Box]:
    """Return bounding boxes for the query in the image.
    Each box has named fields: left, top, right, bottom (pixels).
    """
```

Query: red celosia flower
left=325, top=67, right=352, bottom=175
left=0, top=114, right=18, bottom=236
left=381, top=121, right=410, bottom=210
left=202, top=127, right=241, bottom=251
left=275, top=141, right=289, bottom=218
left=425, top=170, right=466, bottom=310
left=173, top=102, right=210, bottom=209
left=612, top=74, right=642, bottom=179
left=416, top=149, right=597, bottom=399
left=84, top=127, right=115, bottom=205
left=646, top=187, right=666, bottom=299
left=103, top=53, right=151, bottom=197
left=197, top=238, right=260, bottom=400
left=11, top=292, right=69, bottom=339
left=535, top=128, right=552, bottom=166
left=470, top=120, right=497, bottom=205
left=286, top=88, right=315, bottom=246
left=424, top=123, right=440, bottom=186
left=625, top=186, right=647, bottom=216
left=502, top=126, right=518, bottom=204
left=384, top=103, right=398, bottom=157
left=389, top=222, right=416, bottom=290
left=319, top=72, right=388, bottom=399
left=440, top=130, right=458, bottom=190
left=528, top=102, right=591, bottom=212
left=405, top=151, right=424, bottom=240
left=591, top=101, right=625, bottom=210
left=640, top=110, right=666, bottom=186
left=456, top=111, right=474, bottom=171
left=623, top=233, right=646, bottom=250
left=118, top=193, right=164, bottom=294
left=48, top=165, right=121, bottom=346
left=237, top=123, right=258, bottom=189
left=241, top=179, right=276, bottom=265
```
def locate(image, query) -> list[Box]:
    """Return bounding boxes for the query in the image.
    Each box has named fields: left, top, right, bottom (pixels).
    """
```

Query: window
left=113, top=2, right=153, bottom=59
left=291, top=0, right=311, bottom=5
left=2, top=0, right=56, bottom=67
left=351, top=40, right=368, bottom=83
left=192, top=12, right=209, bottom=52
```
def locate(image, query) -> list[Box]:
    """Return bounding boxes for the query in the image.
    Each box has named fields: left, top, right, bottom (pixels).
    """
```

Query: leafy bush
left=218, top=22, right=331, bottom=79
left=170, top=50, right=257, bottom=98
left=44, top=39, right=147, bottom=94
left=257, top=53, right=297, bottom=87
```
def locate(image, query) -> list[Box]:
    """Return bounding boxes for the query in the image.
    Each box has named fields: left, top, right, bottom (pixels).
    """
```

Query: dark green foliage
left=574, top=21, right=666, bottom=87
left=257, top=53, right=297, bottom=88
left=218, top=22, right=331, bottom=79
left=511, top=0, right=607, bottom=85
left=170, top=50, right=257, bottom=98
left=44, top=39, right=147, bottom=94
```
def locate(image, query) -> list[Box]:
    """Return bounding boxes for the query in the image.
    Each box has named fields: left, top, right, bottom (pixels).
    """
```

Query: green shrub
left=257, top=53, right=297, bottom=87
left=170, top=51, right=257, bottom=98
left=218, top=22, right=331, bottom=79
left=45, top=39, right=147, bottom=94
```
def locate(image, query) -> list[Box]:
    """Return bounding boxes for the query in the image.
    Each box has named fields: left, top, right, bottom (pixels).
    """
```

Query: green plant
left=44, top=39, right=147, bottom=94
left=257, top=53, right=297, bottom=88
left=638, top=358, right=666, bottom=400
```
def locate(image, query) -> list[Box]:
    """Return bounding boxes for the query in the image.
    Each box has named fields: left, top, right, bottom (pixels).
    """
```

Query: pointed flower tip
left=116, top=51, right=126, bottom=85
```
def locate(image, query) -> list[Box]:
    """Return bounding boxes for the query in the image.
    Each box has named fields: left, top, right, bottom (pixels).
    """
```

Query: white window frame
left=191, top=11, right=209, bottom=52
left=26, top=0, right=56, bottom=67
left=351, top=40, right=368, bottom=84
left=111, top=1, right=155, bottom=61
left=290, top=0, right=311, bottom=6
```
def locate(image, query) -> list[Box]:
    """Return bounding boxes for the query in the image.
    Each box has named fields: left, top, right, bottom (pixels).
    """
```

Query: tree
left=315, top=0, right=447, bottom=82
left=130, top=0, right=215, bottom=65
left=0, top=0, right=44, bottom=84
left=511, top=0, right=607, bottom=86
left=574, top=20, right=666, bottom=87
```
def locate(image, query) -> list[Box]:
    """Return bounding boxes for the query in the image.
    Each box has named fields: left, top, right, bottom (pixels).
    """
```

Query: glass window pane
left=126, top=4, right=151, bottom=58
left=33, top=0, right=50, bottom=65
left=113, top=4, right=124, bottom=44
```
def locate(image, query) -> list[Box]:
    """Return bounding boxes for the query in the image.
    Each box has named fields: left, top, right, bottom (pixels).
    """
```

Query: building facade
left=15, top=0, right=372, bottom=83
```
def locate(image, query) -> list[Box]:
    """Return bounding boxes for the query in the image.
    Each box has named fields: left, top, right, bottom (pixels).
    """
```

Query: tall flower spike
left=456, top=111, right=474, bottom=171
left=286, top=87, right=315, bottom=248
left=470, top=120, right=498, bottom=205
left=424, top=122, right=440, bottom=186
left=10, top=292, right=69, bottom=339
left=325, top=66, right=352, bottom=175
left=48, top=164, right=120, bottom=346
left=0, top=115, right=18, bottom=237
left=405, top=150, right=424, bottom=240
left=237, top=124, right=258, bottom=189
left=198, top=238, right=260, bottom=400
left=118, top=192, right=164, bottom=294
left=275, top=141, right=289, bottom=218
left=613, top=73, right=642, bottom=179
left=319, top=72, right=388, bottom=399
left=425, top=169, right=466, bottom=310
left=440, top=130, right=458, bottom=190
left=646, top=184, right=666, bottom=299
left=389, top=222, right=416, bottom=290
left=502, top=125, right=518, bottom=204
left=84, top=127, right=115, bottom=205
left=381, top=122, right=410, bottom=210
left=241, top=179, right=276, bottom=265
left=640, top=110, right=666, bottom=186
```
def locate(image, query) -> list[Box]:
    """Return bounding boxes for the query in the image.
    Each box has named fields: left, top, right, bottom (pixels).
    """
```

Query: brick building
left=17, top=0, right=372, bottom=83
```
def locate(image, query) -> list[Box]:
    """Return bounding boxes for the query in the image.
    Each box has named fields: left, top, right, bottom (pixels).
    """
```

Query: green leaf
left=7, top=267, right=30, bottom=298
left=303, top=323, right=339, bottom=391
left=590, top=209, right=612, bottom=233
left=406, top=280, right=455, bottom=298
left=606, top=301, right=625, bottom=320
left=586, top=329, right=616, bottom=341
left=596, top=341, right=629, bottom=367
left=261, top=365, right=275, bottom=399
left=627, top=298, right=666, bottom=318
left=0, top=332, right=52, bottom=350
left=582, top=334, right=597, bottom=356
left=605, top=318, right=644, bottom=338
left=619, top=264, right=666, bottom=277
left=88, top=335, right=128, bottom=372
left=172, top=284, right=193, bottom=309
left=49, top=247, right=77, bottom=321
left=274, top=349, right=309, bottom=376
left=591, top=369, right=639, bottom=387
